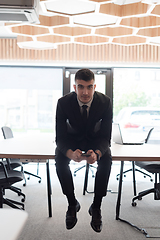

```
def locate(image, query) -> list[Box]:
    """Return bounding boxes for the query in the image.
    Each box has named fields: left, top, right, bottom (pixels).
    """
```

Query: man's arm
left=93, top=98, right=112, bottom=156
left=56, top=99, right=75, bottom=156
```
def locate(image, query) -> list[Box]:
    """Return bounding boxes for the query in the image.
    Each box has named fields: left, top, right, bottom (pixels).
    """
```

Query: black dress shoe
left=89, top=204, right=102, bottom=233
left=66, top=201, right=80, bottom=230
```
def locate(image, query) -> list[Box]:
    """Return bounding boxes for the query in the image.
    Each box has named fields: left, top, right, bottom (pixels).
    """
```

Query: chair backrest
left=145, top=127, right=154, bottom=143
left=1, top=126, right=14, bottom=139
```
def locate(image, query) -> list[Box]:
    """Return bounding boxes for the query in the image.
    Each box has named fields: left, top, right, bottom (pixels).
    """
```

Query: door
left=63, top=68, right=113, bottom=106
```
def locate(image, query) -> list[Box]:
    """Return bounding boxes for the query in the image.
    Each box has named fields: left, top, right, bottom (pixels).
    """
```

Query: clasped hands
left=72, top=149, right=97, bottom=164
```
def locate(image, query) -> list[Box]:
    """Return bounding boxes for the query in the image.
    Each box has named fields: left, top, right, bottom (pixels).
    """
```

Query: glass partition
left=113, top=68, right=160, bottom=143
left=0, top=66, right=63, bottom=140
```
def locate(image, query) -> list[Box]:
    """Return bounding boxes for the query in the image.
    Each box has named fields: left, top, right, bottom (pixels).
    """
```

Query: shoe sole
left=66, top=219, right=78, bottom=230
left=90, top=222, right=102, bottom=233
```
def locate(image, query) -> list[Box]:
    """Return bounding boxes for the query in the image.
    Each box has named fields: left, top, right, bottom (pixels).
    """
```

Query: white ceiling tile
left=73, top=13, right=118, bottom=27
left=142, top=0, right=160, bottom=4
left=45, top=0, right=96, bottom=15
left=113, top=0, right=140, bottom=5
left=17, top=41, right=57, bottom=49
left=150, top=36, right=160, bottom=44
left=0, top=26, right=17, bottom=38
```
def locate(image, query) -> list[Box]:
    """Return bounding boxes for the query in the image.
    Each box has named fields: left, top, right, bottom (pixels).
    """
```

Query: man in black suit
left=55, top=69, right=112, bottom=233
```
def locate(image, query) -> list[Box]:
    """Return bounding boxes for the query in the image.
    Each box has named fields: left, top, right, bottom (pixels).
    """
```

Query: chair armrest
left=2, top=157, right=12, bottom=170
left=0, top=161, right=9, bottom=179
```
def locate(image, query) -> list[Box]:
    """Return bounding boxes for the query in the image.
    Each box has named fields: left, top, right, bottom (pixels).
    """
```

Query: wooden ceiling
left=1, top=0, right=160, bottom=64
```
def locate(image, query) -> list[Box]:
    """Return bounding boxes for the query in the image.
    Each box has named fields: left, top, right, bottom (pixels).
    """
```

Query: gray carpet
left=4, top=161, right=160, bottom=240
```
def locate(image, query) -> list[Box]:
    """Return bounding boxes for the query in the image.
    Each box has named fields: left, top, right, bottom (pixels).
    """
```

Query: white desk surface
left=0, top=134, right=55, bottom=160
left=0, top=134, right=160, bottom=161
left=0, top=209, right=28, bottom=240
left=111, top=142, right=160, bottom=161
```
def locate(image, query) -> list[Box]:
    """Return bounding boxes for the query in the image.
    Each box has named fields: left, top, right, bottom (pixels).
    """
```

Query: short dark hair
left=75, top=69, right=95, bottom=82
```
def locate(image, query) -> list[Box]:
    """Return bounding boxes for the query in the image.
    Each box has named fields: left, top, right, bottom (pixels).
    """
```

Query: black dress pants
left=55, top=147, right=112, bottom=197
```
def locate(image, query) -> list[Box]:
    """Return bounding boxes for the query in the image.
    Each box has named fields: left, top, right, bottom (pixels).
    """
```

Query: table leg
left=132, top=161, right=137, bottom=196
left=83, top=163, right=89, bottom=195
left=115, top=161, right=149, bottom=237
left=46, top=160, right=52, bottom=217
left=116, top=161, right=124, bottom=220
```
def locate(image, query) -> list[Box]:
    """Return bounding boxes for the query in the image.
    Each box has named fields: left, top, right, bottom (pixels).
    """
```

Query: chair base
left=132, top=179, right=160, bottom=206
left=0, top=196, right=24, bottom=210
left=74, top=164, right=96, bottom=177
left=24, top=170, right=41, bottom=184
left=2, top=197, right=25, bottom=210
left=10, top=186, right=25, bottom=202
left=116, top=167, right=153, bottom=181
left=0, top=186, right=25, bottom=209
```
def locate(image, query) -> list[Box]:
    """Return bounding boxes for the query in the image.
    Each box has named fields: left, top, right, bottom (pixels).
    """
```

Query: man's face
left=73, top=79, right=96, bottom=104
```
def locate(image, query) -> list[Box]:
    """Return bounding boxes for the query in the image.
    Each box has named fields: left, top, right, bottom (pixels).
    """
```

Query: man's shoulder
left=58, top=92, right=76, bottom=103
left=94, top=91, right=110, bottom=103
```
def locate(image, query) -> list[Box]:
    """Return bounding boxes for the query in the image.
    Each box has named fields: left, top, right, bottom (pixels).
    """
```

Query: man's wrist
left=95, top=152, right=100, bottom=161
left=66, top=149, right=73, bottom=159
left=95, top=150, right=102, bottom=158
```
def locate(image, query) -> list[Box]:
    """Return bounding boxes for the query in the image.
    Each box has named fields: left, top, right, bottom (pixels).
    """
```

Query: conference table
left=0, top=134, right=160, bottom=226
left=0, top=209, right=28, bottom=240
left=0, top=134, right=55, bottom=218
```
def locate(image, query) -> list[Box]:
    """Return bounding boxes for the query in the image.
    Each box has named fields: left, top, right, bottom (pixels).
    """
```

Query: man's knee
left=99, top=148, right=112, bottom=167
left=55, top=148, right=70, bottom=168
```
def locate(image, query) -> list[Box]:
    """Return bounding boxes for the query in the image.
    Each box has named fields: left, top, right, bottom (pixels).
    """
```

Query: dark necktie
left=82, top=105, right=88, bottom=124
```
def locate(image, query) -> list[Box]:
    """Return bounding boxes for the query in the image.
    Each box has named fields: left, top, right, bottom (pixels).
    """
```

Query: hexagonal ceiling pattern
left=2, top=0, right=160, bottom=49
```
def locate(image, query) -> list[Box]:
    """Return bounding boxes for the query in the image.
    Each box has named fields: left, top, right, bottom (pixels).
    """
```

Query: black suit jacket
left=56, top=91, right=112, bottom=157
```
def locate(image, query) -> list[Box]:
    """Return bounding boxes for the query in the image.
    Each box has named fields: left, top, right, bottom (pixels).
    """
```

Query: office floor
left=5, top=161, right=160, bottom=240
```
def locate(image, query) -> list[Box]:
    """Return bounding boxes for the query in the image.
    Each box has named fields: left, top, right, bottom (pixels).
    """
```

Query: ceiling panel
left=95, top=26, right=133, bottom=37
left=54, top=26, right=91, bottom=36
left=2, top=0, right=160, bottom=49
left=74, top=35, right=109, bottom=44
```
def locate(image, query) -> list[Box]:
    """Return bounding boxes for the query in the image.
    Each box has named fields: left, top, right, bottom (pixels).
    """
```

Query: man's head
left=73, top=69, right=96, bottom=104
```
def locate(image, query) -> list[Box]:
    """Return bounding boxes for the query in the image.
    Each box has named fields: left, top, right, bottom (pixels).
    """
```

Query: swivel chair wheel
left=23, top=183, right=26, bottom=187
left=27, top=177, right=30, bottom=180
left=124, top=174, right=126, bottom=177
left=21, top=198, right=25, bottom=203
left=38, top=180, right=41, bottom=183
left=74, top=174, right=76, bottom=177
left=132, top=202, right=137, bottom=207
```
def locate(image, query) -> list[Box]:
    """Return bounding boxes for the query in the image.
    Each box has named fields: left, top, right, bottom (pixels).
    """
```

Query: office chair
left=131, top=131, right=160, bottom=206
left=132, top=161, right=160, bottom=207
left=116, top=128, right=154, bottom=183
left=1, top=126, right=41, bottom=185
left=0, top=161, right=25, bottom=209
left=0, top=158, right=25, bottom=202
